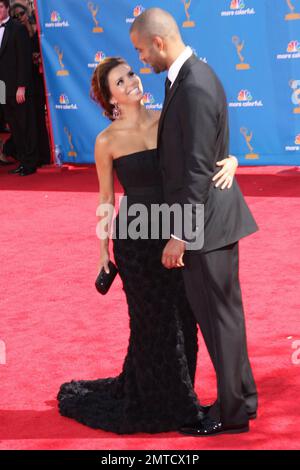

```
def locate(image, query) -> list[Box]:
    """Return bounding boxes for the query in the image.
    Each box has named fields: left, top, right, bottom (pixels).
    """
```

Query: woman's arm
left=94, top=133, right=115, bottom=274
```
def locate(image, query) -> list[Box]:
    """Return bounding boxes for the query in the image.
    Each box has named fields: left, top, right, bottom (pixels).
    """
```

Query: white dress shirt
left=0, top=16, right=10, bottom=48
left=167, top=46, right=193, bottom=88
left=167, top=46, right=193, bottom=243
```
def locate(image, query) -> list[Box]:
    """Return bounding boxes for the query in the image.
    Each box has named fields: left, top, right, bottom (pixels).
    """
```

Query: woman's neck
left=117, top=102, right=150, bottom=128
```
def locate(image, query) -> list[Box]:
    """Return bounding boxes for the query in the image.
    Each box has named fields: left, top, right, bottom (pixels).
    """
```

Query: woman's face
left=107, top=63, right=143, bottom=106
left=12, top=7, right=28, bottom=25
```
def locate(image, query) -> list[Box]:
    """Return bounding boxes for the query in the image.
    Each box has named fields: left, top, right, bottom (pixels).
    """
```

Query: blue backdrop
left=35, top=0, right=300, bottom=165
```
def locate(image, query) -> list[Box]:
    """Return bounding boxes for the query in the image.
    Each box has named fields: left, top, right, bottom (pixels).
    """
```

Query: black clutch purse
left=95, top=261, right=118, bottom=295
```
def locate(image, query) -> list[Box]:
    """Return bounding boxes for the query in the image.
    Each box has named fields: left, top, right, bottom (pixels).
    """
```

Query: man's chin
left=152, top=66, right=164, bottom=74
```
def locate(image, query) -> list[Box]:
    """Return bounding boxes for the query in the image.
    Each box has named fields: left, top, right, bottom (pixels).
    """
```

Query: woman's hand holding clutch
left=95, top=251, right=118, bottom=295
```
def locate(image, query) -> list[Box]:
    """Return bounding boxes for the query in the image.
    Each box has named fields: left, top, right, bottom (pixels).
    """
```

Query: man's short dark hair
left=0, top=0, right=10, bottom=9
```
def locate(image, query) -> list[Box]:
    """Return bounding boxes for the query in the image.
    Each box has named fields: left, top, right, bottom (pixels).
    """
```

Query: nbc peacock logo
left=229, top=89, right=263, bottom=108
left=142, top=93, right=162, bottom=110
left=221, top=0, right=255, bottom=16
left=285, top=133, right=300, bottom=151
left=51, top=11, right=61, bottom=22
left=277, top=40, right=300, bottom=59
left=59, top=94, right=69, bottom=105
left=56, top=94, right=78, bottom=110
left=46, top=10, right=69, bottom=28
left=88, top=51, right=106, bottom=68
left=95, top=51, right=106, bottom=63
left=287, top=40, right=300, bottom=52
left=134, top=5, right=145, bottom=17
left=230, top=0, right=245, bottom=10
left=238, top=90, right=252, bottom=101
left=142, top=93, right=155, bottom=105
left=126, top=4, right=145, bottom=23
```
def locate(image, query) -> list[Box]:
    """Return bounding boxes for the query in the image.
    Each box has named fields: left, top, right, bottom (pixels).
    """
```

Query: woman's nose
left=127, top=76, right=138, bottom=86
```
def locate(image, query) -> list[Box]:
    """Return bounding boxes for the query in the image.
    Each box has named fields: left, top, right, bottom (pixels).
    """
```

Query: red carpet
left=0, top=163, right=299, bottom=450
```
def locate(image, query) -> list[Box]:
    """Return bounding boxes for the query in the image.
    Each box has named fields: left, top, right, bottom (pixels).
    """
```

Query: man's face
left=130, top=30, right=167, bottom=74
left=0, top=3, right=9, bottom=22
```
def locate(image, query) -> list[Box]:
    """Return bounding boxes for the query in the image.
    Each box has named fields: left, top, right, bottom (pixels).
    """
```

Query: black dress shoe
left=19, top=167, right=37, bottom=176
left=8, top=164, right=24, bottom=174
left=179, top=417, right=249, bottom=437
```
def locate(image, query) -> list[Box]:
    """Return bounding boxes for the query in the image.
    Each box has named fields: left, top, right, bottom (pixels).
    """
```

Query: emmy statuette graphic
left=232, top=36, right=250, bottom=70
left=88, top=2, right=104, bottom=32
left=240, top=128, right=259, bottom=159
left=182, top=0, right=195, bottom=28
left=64, top=128, right=77, bottom=157
left=290, top=80, right=300, bottom=114
left=55, top=46, right=69, bottom=76
left=140, top=62, right=152, bottom=74
left=285, top=0, right=300, bottom=20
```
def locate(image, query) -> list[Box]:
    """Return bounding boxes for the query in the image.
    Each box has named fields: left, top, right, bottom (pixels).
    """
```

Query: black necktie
left=164, top=77, right=171, bottom=99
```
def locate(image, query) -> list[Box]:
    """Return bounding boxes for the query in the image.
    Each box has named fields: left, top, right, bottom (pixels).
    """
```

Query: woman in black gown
left=57, top=58, right=238, bottom=434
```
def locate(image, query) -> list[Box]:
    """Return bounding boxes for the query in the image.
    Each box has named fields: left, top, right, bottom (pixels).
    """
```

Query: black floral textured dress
left=57, top=149, right=201, bottom=434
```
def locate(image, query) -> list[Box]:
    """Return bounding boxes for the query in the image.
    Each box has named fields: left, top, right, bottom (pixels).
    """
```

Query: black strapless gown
left=57, top=149, right=201, bottom=434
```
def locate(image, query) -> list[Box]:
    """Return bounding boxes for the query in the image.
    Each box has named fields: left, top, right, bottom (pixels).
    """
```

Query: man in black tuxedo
left=131, top=8, right=258, bottom=436
left=0, top=0, right=38, bottom=176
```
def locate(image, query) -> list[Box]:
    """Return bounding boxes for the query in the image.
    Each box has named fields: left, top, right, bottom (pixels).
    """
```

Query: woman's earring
left=112, top=103, right=121, bottom=120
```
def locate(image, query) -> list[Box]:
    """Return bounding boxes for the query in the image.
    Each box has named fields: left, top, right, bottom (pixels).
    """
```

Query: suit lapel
left=0, top=18, right=13, bottom=57
left=157, top=80, right=180, bottom=140
left=157, top=54, right=198, bottom=142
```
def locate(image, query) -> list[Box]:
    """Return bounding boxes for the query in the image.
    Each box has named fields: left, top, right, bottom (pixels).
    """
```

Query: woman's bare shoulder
left=94, top=126, right=116, bottom=163
left=96, top=123, right=121, bottom=151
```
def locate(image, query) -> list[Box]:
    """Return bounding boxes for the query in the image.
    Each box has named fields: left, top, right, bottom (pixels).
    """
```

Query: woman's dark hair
left=10, top=3, right=28, bottom=13
left=0, top=0, right=10, bottom=9
left=91, top=57, right=126, bottom=121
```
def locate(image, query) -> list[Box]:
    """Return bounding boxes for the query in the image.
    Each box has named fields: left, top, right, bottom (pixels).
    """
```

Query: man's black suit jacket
left=158, top=55, right=258, bottom=253
left=0, top=18, right=32, bottom=99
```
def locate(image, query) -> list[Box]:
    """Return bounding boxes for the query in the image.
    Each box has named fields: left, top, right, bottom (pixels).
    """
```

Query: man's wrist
left=171, top=234, right=186, bottom=244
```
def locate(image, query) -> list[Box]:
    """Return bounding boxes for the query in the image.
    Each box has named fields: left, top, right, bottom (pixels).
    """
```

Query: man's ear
left=153, top=35, right=164, bottom=52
